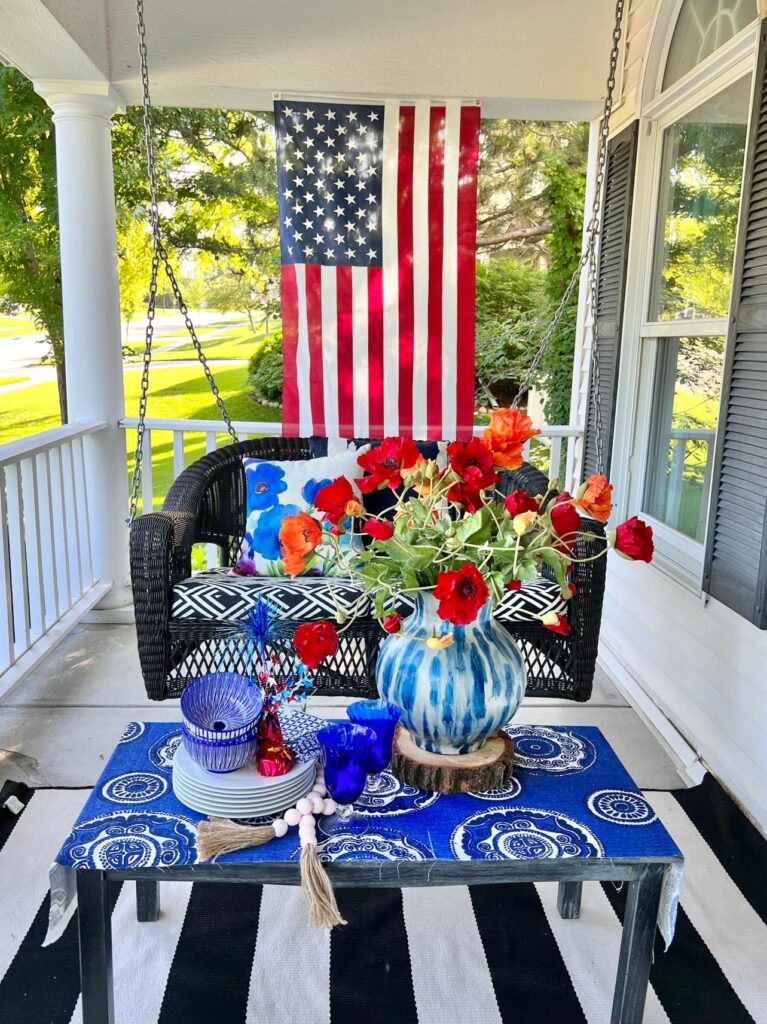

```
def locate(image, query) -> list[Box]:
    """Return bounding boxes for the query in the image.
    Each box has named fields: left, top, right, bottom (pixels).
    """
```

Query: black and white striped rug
left=1, top=775, right=765, bottom=1024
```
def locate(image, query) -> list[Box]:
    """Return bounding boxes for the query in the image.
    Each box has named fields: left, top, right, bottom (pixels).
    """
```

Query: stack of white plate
left=172, top=742, right=317, bottom=818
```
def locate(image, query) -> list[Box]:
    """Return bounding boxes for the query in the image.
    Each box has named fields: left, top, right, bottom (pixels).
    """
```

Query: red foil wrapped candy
left=256, top=709, right=296, bottom=776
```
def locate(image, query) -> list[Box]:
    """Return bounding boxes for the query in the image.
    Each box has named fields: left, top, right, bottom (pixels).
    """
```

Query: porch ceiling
left=2, top=0, right=618, bottom=119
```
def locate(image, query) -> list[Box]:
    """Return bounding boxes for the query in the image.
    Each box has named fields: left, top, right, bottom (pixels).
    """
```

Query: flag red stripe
left=397, top=106, right=416, bottom=438
left=368, top=266, right=384, bottom=437
left=304, top=263, right=325, bottom=436
left=456, top=105, right=480, bottom=441
left=426, top=106, right=446, bottom=440
left=336, top=266, right=354, bottom=436
left=280, top=263, right=300, bottom=436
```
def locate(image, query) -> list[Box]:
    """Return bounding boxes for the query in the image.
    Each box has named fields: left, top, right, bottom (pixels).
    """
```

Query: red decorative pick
left=256, top=709, right=296, bottom=777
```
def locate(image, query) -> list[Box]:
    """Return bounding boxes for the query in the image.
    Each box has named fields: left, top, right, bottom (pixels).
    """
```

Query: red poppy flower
left=363, top=518, right=394, bottom=541
left=612, top=516, right=654, bottom=563
left=481, top=409, right=540, bottom=470
left=356, top=437, right=421, bottom=493
left=541, top=612, right=571, bottom=636
left=279, top=512, right=323, bottom=577
left=381, top=612, right=401, bottom=634
left=549, top=494, right=581, bottom=553
left=504, top=490, right=539, bottom=517
left=433, top=563, right=489, bottom=625
left=293, top=621, right=339, bottom=670
left=447, top=438, right=498, bottom=490
left=506, top=579, right=522, bottom=591
left=314, top=476, right=355, bottom=525
left=447, top=480, right=486, bottom=513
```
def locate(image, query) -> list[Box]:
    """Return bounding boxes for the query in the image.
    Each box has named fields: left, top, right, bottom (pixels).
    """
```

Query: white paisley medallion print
left=451, top=806, right=604, bottom=860
left=119, top=721, right=146, bottom=745
left=60, top=812, right=197, bottom=869
left=505, top=726, right=597, bottom=775
left=587, top=789, right=658, bottom=826
left=101, top=772, right=167, bottom=804
left=148, top=732, right=182, bottom=772
left=354, top=770, right=440, bottom=815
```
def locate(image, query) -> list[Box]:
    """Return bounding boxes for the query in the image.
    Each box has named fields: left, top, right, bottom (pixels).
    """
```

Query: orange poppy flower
left=482, top=409, right=540, bottom=470
left=574, top=474, right=613, bottom=523
left=279, top=512, right=323, bottom=576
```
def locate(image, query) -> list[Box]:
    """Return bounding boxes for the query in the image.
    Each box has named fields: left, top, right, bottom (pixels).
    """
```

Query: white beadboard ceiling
left=0, top=0, right=619, bottom=119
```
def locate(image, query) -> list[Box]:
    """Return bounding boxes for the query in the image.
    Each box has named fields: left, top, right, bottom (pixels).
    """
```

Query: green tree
left=117, top=217, right=152, bottom=341
left=0, top=69, right=65, bottom=416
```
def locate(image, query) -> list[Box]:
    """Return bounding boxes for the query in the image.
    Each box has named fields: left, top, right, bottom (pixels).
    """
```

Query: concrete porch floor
left=0, top=622, right=689, bottom=791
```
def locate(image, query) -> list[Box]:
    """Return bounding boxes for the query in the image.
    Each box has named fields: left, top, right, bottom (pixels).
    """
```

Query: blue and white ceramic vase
left=376, top=592, right=526, bottom=755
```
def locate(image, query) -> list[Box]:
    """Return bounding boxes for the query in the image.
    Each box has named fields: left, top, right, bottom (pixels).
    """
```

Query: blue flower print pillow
left=235, top=447, right=369, bottom=576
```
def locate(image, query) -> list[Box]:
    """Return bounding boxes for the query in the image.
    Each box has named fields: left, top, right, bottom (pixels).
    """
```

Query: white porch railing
left=119, top=417, right=584, bottom=510
left=0, top=422, right=109, bottom=687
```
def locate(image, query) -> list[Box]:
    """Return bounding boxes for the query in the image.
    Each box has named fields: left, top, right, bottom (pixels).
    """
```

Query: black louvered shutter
left=703, top=22, right=767, bottom=627
left=583, top=121, right=639, bottom=478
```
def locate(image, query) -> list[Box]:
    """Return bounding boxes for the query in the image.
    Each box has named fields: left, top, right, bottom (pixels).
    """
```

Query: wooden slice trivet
left=390, top=725, right=514, bottom=794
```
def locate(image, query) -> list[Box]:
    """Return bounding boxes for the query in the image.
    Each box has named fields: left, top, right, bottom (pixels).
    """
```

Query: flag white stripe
left=647, top=792, right=767, bottom=1023
left=441, top=101, right=461, bottom=439
left=351, top=265, right=370, bottom=437
left=320, top=265, right=339, bottom=437
left=294, top=263, right=312, bottom=437
left=402, top=886, right=502, bottom=1024
left=411, top=100, right=431, bottom=438
left=69, top=881, right=193, bottom=1024
left=535, top=881, right=672, bottom=1024
left=247, top=885, right=330, bottom=1024
left=381, top=100, right=401, bottom=436
left=0, top=791, right=85, bottom=984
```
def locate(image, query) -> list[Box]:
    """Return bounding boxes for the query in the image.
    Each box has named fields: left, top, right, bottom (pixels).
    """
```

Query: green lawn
left=0, top=375, right=28, bottom=387
left=0, top=361, right=281, bottom=509
left=126, top=320, right=272, bottom=363
left=0, top=314, right=40, bottom=338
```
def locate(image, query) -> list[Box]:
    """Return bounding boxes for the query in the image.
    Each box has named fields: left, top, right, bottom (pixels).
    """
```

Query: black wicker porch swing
left=128, top=0, right=623, bottom=703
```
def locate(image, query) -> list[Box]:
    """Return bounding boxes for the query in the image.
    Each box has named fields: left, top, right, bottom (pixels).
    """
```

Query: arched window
left=663, top=0, right=757, bottom=89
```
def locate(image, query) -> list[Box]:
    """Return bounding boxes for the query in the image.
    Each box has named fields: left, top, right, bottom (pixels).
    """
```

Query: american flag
left=275, top=99, right=480, bottom=440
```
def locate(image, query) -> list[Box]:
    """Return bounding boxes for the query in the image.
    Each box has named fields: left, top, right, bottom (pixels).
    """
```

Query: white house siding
left=601, top=559, right=767, bottom=832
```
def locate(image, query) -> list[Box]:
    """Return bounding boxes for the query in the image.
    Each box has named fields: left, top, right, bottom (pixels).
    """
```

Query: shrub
left=247, top=330, right=283, bottom=403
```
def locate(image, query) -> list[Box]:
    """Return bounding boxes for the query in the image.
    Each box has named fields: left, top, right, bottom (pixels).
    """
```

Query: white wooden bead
left=296, top=797, right=313, bottom=816
left=322, top=798, right=337, bottom=815
left=312, top=783, right=328, bottom=798
left=272, top=818, right=288, bottom=838
left=310, top=795, right=325, bottom=814
left=298, top=817, right=316, bottom=835
left=284, top=808, right=301, bottom=827
left=300, top=833, right=318, bottom=847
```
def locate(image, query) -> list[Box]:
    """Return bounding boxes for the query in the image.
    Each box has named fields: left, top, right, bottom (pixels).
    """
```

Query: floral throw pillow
left=235, top=448, right=369, bottom=576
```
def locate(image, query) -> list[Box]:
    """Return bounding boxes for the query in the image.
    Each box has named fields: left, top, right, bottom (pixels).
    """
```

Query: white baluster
left=63, top=442, right=84, bottom=597
left=20, top=457, right=45, bottom=640
left=37, top=450, right=61, bottom=621
left=5, top=462, right=30, bottom=656
left=172, top=431, right=185, bottom=479
left=141, top=428, right=153, bottom=512
left=50, top=444, right=73, bottom=610
left=548, top=437, right=563, bottom=485
left=0, top=468, right=15, bottom=671
left=75, top=437, right=95, bottom=585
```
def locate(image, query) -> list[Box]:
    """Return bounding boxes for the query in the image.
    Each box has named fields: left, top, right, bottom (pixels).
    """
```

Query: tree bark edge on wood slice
left=390, top=726, right=515, bottom=794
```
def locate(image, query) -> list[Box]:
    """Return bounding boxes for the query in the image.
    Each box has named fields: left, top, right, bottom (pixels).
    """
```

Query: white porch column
left=35, top=83, right=132, bottom=611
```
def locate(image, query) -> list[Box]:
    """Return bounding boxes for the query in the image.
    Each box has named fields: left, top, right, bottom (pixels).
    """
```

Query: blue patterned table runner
left=46, top=713, right=682, bottom=945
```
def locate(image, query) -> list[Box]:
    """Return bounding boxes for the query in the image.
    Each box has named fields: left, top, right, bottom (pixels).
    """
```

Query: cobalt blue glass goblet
left=347, top=699, right=401, bottom=773
left=316, top=722, right=376, bottom=816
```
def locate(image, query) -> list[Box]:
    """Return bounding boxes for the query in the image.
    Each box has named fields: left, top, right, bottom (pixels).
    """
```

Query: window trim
left=608, top=27, right=757, bottom=593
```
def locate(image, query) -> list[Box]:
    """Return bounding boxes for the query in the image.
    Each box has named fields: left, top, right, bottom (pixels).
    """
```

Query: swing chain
left=128, top=0, right=239, bottom=524
left=511, top=0, right=625, bottom=479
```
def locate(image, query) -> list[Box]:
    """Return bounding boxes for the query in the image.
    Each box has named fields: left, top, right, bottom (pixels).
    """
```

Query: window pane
left=642, top=335, right=724, bottom=541
left=650, top=77, right=749, bottom=321
left=663, top=0, right=756, bottom=90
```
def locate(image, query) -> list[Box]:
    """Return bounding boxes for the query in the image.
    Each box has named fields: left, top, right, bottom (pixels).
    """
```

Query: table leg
left=76, top=870, right=115, bottom=1024
left=136, top=879, right=161, bottom=922
left=557, top=881, right=582, bottom=919
left=610, top=865, right=664, bottom=1024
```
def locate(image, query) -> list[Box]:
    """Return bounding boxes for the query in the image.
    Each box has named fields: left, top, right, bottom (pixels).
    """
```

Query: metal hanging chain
left=512, top=0, right=626, bottom=478
left=128, top=0, right=239, bottom=523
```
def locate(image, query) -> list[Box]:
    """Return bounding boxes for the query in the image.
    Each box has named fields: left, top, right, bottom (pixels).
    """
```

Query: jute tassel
left=196, top=817, right=276, bottom=861
left=300, top=843, right=346, bottom=928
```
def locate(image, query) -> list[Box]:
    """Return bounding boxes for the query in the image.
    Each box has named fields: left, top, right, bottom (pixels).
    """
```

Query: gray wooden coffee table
left=47, top=717, right=683, bottom=1024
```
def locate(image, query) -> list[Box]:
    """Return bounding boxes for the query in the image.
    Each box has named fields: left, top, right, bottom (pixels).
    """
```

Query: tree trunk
left=247, top=309, right=256, bottom=332
left=56, top=358, right=68, bottom=424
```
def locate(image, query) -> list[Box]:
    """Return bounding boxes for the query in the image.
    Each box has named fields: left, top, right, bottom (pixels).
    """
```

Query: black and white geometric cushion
left=171, top=567, right=567, bottom=625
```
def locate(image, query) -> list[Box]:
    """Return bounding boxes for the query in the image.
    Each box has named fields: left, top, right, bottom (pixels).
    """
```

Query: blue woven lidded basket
left=180, top=673, right=264, bottom=773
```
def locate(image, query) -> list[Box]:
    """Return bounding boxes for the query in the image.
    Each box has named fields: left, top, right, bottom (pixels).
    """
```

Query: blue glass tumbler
left=347, top=699, right=401, bottom=772
left=316, top=723, right=376, bottom=809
